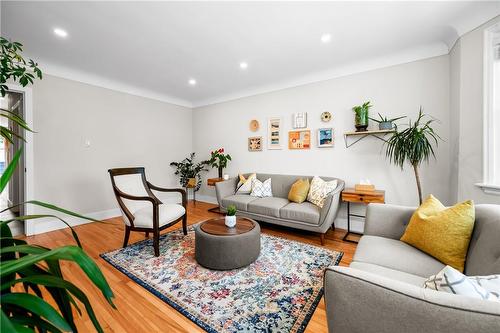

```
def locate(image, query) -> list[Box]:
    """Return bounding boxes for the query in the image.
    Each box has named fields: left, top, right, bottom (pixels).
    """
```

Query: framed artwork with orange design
left=288, top=130, right=311, bottom=149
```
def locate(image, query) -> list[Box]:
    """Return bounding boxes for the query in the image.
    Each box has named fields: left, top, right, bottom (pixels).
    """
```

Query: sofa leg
left=320, top=233, right=325, bottom=246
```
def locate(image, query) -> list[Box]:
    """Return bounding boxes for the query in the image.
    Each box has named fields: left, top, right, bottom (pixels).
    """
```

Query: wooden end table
left=207, top=177, right=225, bottom=214
left=341, top=188, right=385, bottom=243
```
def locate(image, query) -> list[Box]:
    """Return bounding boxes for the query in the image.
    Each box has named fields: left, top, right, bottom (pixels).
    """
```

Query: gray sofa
left=324, top=203, right=500, bottom=333
left=215, top=173, right=345, bottom=244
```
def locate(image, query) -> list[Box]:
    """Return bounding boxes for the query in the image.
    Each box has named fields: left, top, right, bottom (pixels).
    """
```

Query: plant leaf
left=0, top=148, right=22, bottom=193
left=1, top=293, right=72, bottom=331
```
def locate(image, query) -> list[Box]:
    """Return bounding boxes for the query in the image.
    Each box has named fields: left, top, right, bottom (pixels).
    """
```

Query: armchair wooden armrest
left=147, top=182, right=187, bottom=207
left=113, top=186, right=159, bottom=205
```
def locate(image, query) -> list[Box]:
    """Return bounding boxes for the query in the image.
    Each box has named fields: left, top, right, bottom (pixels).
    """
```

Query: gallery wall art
left=292, top=112, right=307, bottom=128
left=248, top=136, right=263, bottom=151
left=268, top=117, right=283, bottom=149
left=318, top=128, right=333, bottom=147
left=288, top=130, right=311, bottom=149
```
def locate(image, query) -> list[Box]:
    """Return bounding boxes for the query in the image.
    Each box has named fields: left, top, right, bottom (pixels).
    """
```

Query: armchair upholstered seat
left=133, top=204, right=185, bottom=228
left=108, top=167, right=187, bottom=256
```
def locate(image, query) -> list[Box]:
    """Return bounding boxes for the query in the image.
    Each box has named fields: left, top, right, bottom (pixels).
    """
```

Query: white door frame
left=5, top=83, right=35, bottom=234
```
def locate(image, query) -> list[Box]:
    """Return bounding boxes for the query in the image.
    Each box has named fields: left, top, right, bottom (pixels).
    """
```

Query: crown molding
left=192, top=42, right=449, bottom=108
left=36, top=59, right=193, bottom=108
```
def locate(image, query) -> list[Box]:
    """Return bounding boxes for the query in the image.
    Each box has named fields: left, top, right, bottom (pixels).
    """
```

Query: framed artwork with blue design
left=318, top=128, right=333, bottom=148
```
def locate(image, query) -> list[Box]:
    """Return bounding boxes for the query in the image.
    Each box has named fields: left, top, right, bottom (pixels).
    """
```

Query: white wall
left=193, top=56, right=451, bottom=231
left=30, top=74, right=193, bottom=234
left=450, top=15, right=500, bottom=204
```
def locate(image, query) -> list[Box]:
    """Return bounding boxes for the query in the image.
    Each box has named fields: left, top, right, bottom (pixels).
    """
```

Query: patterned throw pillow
left=250, top=178, right=272, bottom=197
left=307, top=176, right=338, bottom=208
left=236, top=173, right=256, bottom=194
left=424, top=265, right=500, bottom=302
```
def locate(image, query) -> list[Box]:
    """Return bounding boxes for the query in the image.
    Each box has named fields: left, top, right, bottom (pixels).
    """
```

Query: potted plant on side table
left=170, top=153, right=210, bottom=198
left=225, top=205, right=237, bottom=228
left=210, top=148, right=232, bottom=178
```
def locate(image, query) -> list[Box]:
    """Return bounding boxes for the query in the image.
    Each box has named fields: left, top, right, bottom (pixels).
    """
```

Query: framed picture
left=288, top=130, right=311, bottom=149
left=248, top=136, right=263, bottom=151
left=268, top=117, right=283, bottom=150
left=318, top=128, right=334, bottom=147
left=292, top=112, right=307, bottom=128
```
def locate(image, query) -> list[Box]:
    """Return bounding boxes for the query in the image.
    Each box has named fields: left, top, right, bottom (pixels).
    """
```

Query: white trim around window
left=476, top=23, right=500, bottom=195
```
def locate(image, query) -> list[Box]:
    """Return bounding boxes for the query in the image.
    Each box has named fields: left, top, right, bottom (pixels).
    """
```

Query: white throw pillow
left=307, top=176, right=338, bottom=208
left=423, top=265, right=500, bottom=302
left=250, top=178, right=272, bottom=197
left=236, top=173, right=256, bottom=194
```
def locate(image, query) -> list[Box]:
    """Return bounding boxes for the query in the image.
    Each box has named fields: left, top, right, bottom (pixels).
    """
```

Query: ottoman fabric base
left=195, top=220, right=261, bottom=270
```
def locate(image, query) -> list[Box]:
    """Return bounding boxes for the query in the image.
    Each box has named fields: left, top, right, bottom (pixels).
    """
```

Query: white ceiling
left=2, top=1, right=500, bottom=107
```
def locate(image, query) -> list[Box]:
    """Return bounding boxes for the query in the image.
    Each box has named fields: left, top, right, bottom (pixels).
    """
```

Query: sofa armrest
left=215, top=178, right=238, bottom=208
left=319, top=181, right=345, bottom=230
left=324, top=266, right=500, bottom=333
left=364, top=203, right=415, bottom=240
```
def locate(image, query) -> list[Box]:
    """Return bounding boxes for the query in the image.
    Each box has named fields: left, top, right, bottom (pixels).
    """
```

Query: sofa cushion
left=350, top=262, right=426, bottom=287
left=465, top=204, right=500, bottom=276
left=280, top=202, right=320, bottom=225
left=354, top=235, right=445, bottom=277
left=247, top=197, right=290, bottom=218
left=221, top=194, right=258, bottom=211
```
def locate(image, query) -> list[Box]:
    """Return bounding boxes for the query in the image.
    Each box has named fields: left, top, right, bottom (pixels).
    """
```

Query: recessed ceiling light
left=188, top=79, right=197, bottom=86
left=320, top=33, right=331, bottom=43
left=239, top=62, right=248, bottom=70
left=53, top=28, right=68, bottom=38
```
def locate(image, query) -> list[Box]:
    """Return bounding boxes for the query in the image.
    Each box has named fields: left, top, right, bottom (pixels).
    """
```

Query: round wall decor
left=321, top=112, right=332, bottom=122
left=249, top=119, right=260, bottom=132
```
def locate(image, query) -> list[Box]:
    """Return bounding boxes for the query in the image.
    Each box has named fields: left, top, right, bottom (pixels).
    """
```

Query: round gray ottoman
left=195, top=217, right=261, bottom=270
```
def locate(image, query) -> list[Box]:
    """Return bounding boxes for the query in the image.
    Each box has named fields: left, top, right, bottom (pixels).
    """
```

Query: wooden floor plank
left=18, top=201, right=358, bottom=333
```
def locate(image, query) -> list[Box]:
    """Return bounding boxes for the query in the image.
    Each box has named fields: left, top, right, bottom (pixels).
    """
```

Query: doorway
left=1, top=91, right=25, bottom=235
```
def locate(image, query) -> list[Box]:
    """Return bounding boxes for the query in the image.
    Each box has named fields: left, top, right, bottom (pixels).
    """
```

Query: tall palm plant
left=384, top=108, right=441, bottom=204
left=1, top=36, right=115, bottom=332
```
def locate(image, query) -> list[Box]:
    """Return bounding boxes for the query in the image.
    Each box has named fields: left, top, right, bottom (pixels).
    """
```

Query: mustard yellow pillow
left=400, top=195, right=475, bottom=272
left=288, top=179, right=310, bottom=203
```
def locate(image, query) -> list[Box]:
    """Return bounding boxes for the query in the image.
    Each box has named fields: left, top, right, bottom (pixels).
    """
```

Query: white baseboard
left=27, top=208, right=121, bottom=236
left=195, top=194, right=218, bottom=205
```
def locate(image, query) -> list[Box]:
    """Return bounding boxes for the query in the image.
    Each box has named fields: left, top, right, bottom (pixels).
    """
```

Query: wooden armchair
left=108, top=167, right=187, bottom=257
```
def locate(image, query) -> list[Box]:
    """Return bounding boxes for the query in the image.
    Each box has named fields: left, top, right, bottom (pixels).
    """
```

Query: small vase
left=218, top=166, right=223, bottom=179
left=225, top=215, right=236, bottom=228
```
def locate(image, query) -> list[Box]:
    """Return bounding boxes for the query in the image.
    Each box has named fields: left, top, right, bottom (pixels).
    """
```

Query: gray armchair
left=324, top=203, right=500, bottom=333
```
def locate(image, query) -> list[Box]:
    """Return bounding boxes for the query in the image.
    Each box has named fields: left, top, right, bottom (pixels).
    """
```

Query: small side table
left=207, top=177, right=225, bottom=214
left=341, top=188, right=385, bottom=243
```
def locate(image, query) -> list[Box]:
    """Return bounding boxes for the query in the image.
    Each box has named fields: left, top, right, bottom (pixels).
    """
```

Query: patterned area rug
left=100, top=225, right=342, bottom=333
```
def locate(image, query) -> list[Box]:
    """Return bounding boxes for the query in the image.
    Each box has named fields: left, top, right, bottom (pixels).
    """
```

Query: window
left=478, top=23, right=500, bottom=194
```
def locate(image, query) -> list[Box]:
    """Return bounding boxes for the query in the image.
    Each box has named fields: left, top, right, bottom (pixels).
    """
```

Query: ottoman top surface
left=200, top=217, right=256, bottom=236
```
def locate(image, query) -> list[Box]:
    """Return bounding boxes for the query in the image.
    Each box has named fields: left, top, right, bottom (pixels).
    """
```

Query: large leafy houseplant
left=1, top=36, right=115, bottom=332
left=170, top=152, right=210, bottom=191
left=384, top=108, right=441, bottom=204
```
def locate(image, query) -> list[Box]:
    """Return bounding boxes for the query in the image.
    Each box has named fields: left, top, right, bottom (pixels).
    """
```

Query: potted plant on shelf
left=384, top=108, right=441, bottom=204
left=352, top=101, right=372, bottom=132
left=210, top=148, right=232, bottom=178
left=369, top=113, right=406, bottom=130
left=170, top=153, right=210, bottom=192
left=225, top=205, right=237, bottom=227
left=1, top=37, right=115, bottom=332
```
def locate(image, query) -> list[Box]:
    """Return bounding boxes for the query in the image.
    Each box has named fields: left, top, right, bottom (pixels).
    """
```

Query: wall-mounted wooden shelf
left=343, top=129, right=395, bottom=148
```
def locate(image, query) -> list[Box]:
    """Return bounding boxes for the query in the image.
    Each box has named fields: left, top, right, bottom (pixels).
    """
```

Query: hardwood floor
left=20, top=201, right=358, bottom=333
